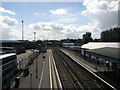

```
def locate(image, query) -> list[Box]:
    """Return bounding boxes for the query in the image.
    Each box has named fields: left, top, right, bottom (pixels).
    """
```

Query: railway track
left=53, top=48, right=105, bottom=89
left=53, top=49, right=82, bottom=89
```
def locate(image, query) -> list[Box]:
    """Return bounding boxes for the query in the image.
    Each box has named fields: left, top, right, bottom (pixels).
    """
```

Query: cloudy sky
left=0, top=0, right=119, bottom=40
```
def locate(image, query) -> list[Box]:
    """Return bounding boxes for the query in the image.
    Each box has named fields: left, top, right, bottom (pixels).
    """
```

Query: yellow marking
left=60, top=49, right=97, bottom=72
left=49, top=50, right=53, bottom=89
left=75, top=58, right=97, bottom=72
left=51, top=50, right=62, bottom=89
left=51, top=58, right=58, bottom=88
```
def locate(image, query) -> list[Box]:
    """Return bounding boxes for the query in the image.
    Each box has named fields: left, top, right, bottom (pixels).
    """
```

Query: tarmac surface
left=18, top=50, right=50, bottom=88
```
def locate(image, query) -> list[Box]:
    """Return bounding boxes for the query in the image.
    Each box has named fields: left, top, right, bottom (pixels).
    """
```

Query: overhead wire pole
left=34, top=32, right=36, bottom=41
left=22, top=20, right=24, bottom=40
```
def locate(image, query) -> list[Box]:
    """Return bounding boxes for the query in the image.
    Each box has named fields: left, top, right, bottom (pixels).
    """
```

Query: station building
left=0, top=40, right=26, bottom=54
left=81, top=42, right=120, bottom=76
left=81, top=42, right=119, bottom=56
left=62, top=43, right=75, bottom=47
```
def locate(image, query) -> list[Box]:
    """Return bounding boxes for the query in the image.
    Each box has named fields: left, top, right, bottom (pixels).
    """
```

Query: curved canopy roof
left=81, top=42, right=119, bottom=50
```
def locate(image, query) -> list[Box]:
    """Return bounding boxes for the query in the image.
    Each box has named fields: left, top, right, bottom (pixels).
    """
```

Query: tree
left=75, top=39, right=82, bottom=46
left=101, top=27, right=120, bottom=42
left=82, top=32, right=93, bottom=44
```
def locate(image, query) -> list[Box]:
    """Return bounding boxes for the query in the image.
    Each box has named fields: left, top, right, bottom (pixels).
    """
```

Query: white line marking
left=51, top=50, right=63, bottom=89
left=49, top=50, right=53, bottom=89
left=38, top=61, right=45, bottom=88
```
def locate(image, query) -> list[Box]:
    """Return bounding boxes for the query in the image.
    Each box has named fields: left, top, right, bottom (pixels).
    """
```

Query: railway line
left=53, top=49, right=79, bottom=89
left=53, top=48, right=107, bottom=89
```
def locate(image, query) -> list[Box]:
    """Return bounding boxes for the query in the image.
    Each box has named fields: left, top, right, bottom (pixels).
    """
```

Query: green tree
left=82, top=32, right=93, bottom=44
left=101, top=27, right=120, bottom=42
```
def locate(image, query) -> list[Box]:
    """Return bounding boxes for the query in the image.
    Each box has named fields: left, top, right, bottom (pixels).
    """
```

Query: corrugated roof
left=81, top=42, right=119, bottom=49
left=86, top=47, right=120, bottom=60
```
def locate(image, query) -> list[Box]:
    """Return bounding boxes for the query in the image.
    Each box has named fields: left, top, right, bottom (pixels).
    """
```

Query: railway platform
left=60, top=48, right=105, bottom=72
left=60, top=48, right=120, bottom=89
left=16, top=49, right=61, bottom=89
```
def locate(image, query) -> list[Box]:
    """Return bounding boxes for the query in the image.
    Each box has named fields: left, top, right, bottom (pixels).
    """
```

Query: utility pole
left=34, top=32, right=36, bottom=41
left=22, top=20, right=24, bottom=40
left=33, top=32, right=37, bottom=78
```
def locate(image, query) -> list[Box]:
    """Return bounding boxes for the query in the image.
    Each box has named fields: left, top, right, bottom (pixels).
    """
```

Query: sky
left=0, top=0, right=119, bottom=40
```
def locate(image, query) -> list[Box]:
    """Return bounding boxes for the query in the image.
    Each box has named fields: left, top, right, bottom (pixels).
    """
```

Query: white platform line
left=38, top=61, right=45, bottom=88
left=51, top=50, right=63, bottom=89
left=49, top=50, right=53, bottom=89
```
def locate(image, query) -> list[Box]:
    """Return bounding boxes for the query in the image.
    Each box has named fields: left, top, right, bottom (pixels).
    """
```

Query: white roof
left=0, top=53, right=16, bottom=59
left=81, top=42, right=119, bottom=50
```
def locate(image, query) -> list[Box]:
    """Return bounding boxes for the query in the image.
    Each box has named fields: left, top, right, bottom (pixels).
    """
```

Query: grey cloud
left=33, top=24, right=42, bottom=30
left=2, top=16, right=18, bottom=26
left=0, top=16, right=18, bottom=40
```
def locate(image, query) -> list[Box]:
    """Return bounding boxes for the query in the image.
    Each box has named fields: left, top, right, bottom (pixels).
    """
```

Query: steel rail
left=58, top=49, right=104, bottom=90
left=53, top=49, right=81, bottom=89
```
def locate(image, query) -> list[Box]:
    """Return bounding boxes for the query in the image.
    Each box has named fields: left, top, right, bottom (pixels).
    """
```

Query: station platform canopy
left=81, top=42, right=119, bottom=50
left=86, top=47, right=120, bottom=60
